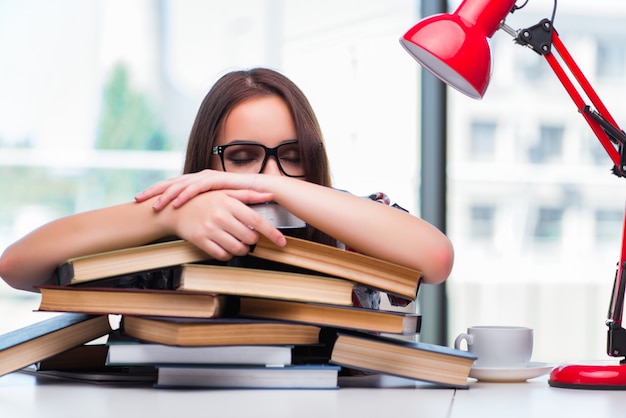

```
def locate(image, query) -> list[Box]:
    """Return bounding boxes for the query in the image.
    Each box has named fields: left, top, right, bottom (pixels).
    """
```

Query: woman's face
left=211, top=95, right=302, bottom=177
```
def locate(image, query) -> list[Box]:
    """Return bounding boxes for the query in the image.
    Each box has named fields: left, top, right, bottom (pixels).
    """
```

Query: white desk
left=2, top=372, right=626, bottom=418
left=450, top=378, right=626, bottom=418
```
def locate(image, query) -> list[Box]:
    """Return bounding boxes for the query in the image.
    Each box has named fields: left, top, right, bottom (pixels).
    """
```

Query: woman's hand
left=138, top=170, right=285, bottom=260
left=160, top=189, right=285, bottom=261
left=136, top=170, right=264, bottom=211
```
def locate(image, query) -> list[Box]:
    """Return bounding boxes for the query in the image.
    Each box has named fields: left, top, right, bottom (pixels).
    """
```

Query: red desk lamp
left=401, top=0, right=626, bottom=389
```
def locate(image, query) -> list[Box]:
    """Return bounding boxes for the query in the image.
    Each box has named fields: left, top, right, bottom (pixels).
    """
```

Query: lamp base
left=549, top=362, right=626, bottom=390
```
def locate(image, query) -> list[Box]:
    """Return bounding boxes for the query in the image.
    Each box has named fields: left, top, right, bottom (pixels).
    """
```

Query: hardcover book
left=36, top=286, right=228, bottom=319
left=120, top=316, right=322, bottom=347
left=106, top=332, right=292, bottom=366
left=238, top=297, right=421, bottom=334
left=0, top=313, right=112, bottom=377
left=56, top=239, right=210, bottom=286
left=175, top=263, right=355, bottom=306
left=155, top=364, right=340, bottom=389
left=53, top=235, right=422, bottom=302
left=250, top=235, right=422, bottom=300
left=329, top=332, right=476, bottom=388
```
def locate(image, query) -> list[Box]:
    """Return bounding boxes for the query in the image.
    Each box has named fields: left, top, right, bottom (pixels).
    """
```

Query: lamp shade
left=400, top=0, right=516, bottom=99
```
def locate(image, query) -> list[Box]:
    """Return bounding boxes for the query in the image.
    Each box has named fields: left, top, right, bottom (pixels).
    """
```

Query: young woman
left=0, top=68, right=453, bottom=298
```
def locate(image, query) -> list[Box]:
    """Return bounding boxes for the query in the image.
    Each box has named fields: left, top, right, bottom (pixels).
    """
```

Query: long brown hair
left=183, top=68, right=335, bottom=245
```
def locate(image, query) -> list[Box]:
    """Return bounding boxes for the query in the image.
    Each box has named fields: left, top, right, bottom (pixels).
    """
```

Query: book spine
left=56, top=263, right=75, bottom=286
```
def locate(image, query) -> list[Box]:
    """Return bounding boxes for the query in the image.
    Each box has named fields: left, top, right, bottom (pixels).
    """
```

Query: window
left=447, top=6, right=626, bottom=365
left=587, top=131, right=613, bottom=166
left=597, top=40, right=626, bottom=79
left=517, top=49, right=550, bottom=83
left=469, top=204, right=495, bottom=240
left=528, top=125, right=564, bottom=164
left=595, top=208, right=623, bottom=242
left=469, top=121, right=497, bottom=161
left=533, top=207, right=563, bottom=242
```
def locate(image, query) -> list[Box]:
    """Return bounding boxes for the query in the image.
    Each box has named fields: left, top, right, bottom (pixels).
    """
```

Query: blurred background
left=2, top=0, right=626, bottom=365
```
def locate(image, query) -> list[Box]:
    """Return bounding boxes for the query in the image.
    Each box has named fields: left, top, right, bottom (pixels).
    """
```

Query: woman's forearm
left=0, top=198, right=167, bottom=292
left=1, top=170, right=454, bottom=291
left=0, top=189, right=286, bottom=292
left=258, top=176, right=454, bottom=284
left=138, top=170, right=454, bottom=283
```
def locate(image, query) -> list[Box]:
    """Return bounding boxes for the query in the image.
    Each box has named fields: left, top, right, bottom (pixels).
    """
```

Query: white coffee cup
left=454, top=326, right=533, bottom=368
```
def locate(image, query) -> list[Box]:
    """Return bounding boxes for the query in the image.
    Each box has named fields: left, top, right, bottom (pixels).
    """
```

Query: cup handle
left=454, top=333, right=473, bottom=351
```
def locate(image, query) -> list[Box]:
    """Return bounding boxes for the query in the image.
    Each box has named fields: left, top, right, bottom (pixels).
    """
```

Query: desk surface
left=2, top=372, right=626, bottom=418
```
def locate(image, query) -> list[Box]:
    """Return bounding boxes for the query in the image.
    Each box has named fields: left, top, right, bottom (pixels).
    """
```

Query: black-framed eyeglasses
left=212, top=140, right=305, bottom=177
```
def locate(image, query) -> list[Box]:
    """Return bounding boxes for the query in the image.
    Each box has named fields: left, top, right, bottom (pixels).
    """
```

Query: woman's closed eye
left=226, top=147, right=264, bottom=166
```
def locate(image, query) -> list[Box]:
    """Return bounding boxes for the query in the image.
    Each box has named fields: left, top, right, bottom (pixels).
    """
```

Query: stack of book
left=1, top=235, right=476, bottom=389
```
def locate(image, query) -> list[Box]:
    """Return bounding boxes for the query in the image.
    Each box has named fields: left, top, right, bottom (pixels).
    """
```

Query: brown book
left=54, top=236, right=421, bottom=301
left=329, top=332, right=476, bottom=388
left=121, top=316, right=321, bottom=347
left=238, top=297, right=421, bottom=334
left=56, top=240, right=210, bottom=286
left=176, top=264, right=355, bottom=306
left=0, top=313, right=112, bottom=377
left=250, top=235, right=422, bottom=300
left=36, top=286, right=228, bottom=319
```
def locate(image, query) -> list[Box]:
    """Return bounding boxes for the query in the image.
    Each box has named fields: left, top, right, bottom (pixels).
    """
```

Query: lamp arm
left=510, top=19, right=626, bottom=358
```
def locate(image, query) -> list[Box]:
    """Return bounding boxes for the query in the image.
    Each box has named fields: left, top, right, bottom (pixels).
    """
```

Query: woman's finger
left=134, top=177, right=181, bottom=202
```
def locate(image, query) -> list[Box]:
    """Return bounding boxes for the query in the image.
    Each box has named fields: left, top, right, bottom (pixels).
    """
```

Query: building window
left=528, top=125, right=564, bottom=164
left=533, top=207, right=563, bottom=242
left=517, top=50, right=550, bottom=82
left=587, top=131, right=612, bottom=166
left=595, top=208, right=623, bottom=242
left=597, top=40, right=626, bottom=79
left=469, top=121, right=497, bottom=161
left=469, top=204, right=495, bottom=240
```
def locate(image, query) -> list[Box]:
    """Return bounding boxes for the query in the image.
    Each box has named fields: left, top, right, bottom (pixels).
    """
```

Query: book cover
left=56, top=239, right=210, bottom=286
left=120, top=316, right=322, bottom=347
left=36, top=285, right=229, bottom=319
left=154, top=364, right=340, bottom=389
left=0, top=313, right=112, bottom=377
left=250, top=235, right=422, bottom=300
left=106, top=331, right=292, bottom=366
left=238, top=297, right=421, bottom=334
left=328, top=331, right=477, bottom=388
left=26, top=339, right=157, bottom=385
left=20, top=364, right=157, bottom=385
left=53, top=234, right=420, bottom=301
left=35, top=343, right=109, bottom=370
left=175, top=263, right=355, bottom=306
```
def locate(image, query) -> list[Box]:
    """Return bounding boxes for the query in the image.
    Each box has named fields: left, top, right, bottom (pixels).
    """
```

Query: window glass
left=528, top=125, right=564, bottom=164
left=469, top=121, right=497, bottom=161
left=597, top=40, right=625, bottom=79
left=533, top=207, right=563, bottom=242
left=595, top=209, right=623, bottom=242
left=469, top=204, right=496, bottom=241
left=447, top=6, right=626, bottom=363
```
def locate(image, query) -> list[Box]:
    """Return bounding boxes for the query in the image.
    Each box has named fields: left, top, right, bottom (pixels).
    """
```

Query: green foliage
left=96, top=64, right=173, bottom=151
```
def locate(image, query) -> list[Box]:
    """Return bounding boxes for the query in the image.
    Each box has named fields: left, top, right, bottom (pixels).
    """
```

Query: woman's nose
left=261, top=156, right=283, bottom=176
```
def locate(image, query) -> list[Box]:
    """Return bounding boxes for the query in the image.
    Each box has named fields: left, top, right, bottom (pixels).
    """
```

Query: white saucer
left=469, top=362, right=554, bottom=383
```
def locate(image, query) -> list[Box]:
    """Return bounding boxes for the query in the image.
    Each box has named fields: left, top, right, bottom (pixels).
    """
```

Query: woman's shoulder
left=335, top=189, right=408, bottom=212
left=364, top=192, right=408, bottom=212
